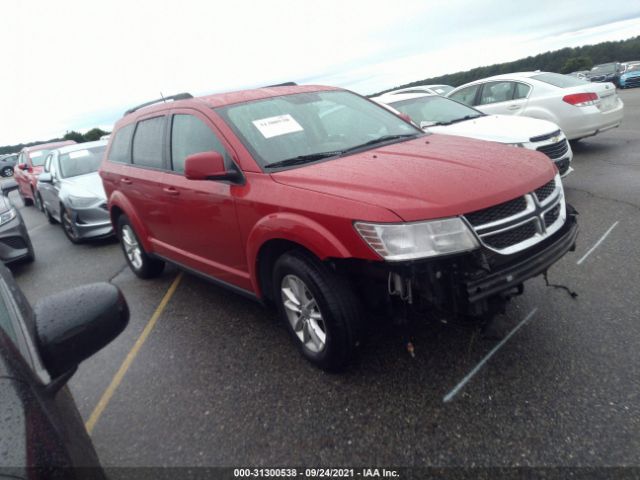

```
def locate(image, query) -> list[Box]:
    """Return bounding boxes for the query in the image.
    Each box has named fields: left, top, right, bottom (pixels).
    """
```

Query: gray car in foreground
left=0, top=180, right=34, bottom=264
left=37, top=141, right=112, bottom=244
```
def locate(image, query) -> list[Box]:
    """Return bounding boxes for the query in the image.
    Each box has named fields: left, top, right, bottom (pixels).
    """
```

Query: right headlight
left=0, top=208, right=17, bottom=226
left=354, top=217, right=479, bottom=261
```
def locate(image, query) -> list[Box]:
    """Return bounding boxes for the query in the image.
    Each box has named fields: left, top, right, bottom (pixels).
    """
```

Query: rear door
left=475, top=81, right=531, bottom=116
left=126, top=115, right=174, bottom=243
left=157, top=108, right=247, bottom=288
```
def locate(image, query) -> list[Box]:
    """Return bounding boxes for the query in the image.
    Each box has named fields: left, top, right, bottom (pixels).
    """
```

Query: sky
left=1, top=0, right=639, bottom=146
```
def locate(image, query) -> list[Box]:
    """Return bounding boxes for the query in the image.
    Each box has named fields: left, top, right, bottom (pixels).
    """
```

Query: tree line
left=0, top=128, right=110, bottom=155
left=370, top=35, right=640, bottom=96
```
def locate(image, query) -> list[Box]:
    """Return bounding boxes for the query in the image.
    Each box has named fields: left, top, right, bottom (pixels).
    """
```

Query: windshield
left=626, top=63, right=640, bottom=73
left=59, top=145, right=106, bottom=178
left=591, top=64, right=617, bottom=74
left=531, top=73, right=589, bottom=88
left=216, top=90, right=421, bottom=168
left=387, top=96, right=482, bottom=126
left=29, top=149, right=51, bottom=167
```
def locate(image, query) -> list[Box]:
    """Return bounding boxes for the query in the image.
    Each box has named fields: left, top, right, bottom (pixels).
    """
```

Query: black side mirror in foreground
left=34, top=283, right=129, bottom=385
left=1, top=179, right=19, bottom=196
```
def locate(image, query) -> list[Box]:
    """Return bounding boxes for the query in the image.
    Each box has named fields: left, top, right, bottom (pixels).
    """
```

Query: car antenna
left=160, top=92, right=166, bottom=103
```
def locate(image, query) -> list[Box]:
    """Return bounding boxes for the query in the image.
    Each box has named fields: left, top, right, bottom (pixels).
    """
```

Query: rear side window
left=108, top=123, right=135, bottom=163
left=171, top=115, right=232, bottom=173
left=448, top=84, right=480, bottom=106
left=132, top=117, right=165, bottom=169
left=514, top=82, right=531, bottom=99
left=479, top=81, right=514, bottom=105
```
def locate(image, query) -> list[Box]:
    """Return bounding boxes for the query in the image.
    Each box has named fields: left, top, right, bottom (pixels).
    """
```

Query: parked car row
left=371, top=91, right=574, bottom=176
left=446, top=71, right=624, bottom=141
left=11, top=140, right=113, bottom=246
left=569, top=60, right=640, bottom=88
left=0, top=153, right=19, bottom=177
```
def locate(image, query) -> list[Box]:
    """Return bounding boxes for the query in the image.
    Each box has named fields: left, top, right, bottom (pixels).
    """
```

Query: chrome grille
left=463, top=175, right=566, bottom=255
left=465, top=197, right=527, bottom=227
left=483, top=221, right=537, bottom=250
left=544, top=204, right=561, bottom=227
left=534, top=179, right=555, bottom=203
left=555, top=158, right=571, bottom=176
left=536, top=139, right=569, bottom=160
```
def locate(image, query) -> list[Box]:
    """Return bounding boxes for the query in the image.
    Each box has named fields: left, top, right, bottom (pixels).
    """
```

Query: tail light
left=563, top=92, right=598, bottom=106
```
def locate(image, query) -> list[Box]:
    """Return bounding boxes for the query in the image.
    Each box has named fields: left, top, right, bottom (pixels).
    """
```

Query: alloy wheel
left=121, top=224, right=143, bottom=270
left=61, top=209, right=78, bottom=241
left=280, top=274, right=327, bottom=353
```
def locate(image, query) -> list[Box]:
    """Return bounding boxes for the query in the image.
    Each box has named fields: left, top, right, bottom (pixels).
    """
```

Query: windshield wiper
left=265, top=151, right=344, bottom=169
left=341, top=133, right=420, bottom=153
left=438, top=115, right=484, bottom=126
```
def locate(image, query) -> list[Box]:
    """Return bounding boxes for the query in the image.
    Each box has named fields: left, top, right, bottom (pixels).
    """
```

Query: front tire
left=34, top=191, right=44, bottom=212
left=61, top=205, right=81, bottom=244
left=273, top=250, right=362, bottom=371
left=19, top=189, right=33, bottom=207
left=117, top=215, right=164, bottom=279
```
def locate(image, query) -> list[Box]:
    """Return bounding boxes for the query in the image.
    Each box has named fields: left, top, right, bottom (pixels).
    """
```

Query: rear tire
left=44, top=205, right=57, bottom=224
left=1, top=166, right=13, bottom=177
left=117, top=215, right=164, bottom=279
left=273, top=250, right=362, bottom=371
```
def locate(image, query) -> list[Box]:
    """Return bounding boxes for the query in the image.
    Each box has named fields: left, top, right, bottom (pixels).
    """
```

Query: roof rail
left=263, top=82, right=298, bottom=87
left=124, top=92, right=193, bottom=115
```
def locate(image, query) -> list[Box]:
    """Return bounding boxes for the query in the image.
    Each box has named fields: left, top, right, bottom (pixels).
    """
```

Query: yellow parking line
left=85, top=272, right=184, bottom=434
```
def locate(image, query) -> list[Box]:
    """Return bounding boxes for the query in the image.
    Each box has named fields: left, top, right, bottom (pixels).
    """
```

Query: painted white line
left=443, top=307, right=538, bottom=403
left=576, top=221, right=619, bottom=266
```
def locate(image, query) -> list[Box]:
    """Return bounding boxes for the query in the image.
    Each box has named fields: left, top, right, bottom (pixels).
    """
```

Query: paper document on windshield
left=253, top=114, right=304, bottom=139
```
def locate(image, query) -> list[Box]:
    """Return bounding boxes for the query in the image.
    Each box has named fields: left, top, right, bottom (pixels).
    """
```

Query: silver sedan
left=37, top=141, right=113, bottom=244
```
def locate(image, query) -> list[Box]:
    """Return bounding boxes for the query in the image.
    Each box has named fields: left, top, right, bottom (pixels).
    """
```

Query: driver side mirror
left=38, top=172, right=53, bottom=183
left=35, top=283, right=129, bottom=390
left=184, top=151, right=242, bottom=183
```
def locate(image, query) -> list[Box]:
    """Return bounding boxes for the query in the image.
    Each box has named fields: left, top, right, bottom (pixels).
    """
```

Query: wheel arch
left=248, top=213, right=353, bottom=300
left=107, top=192, right=153, bottom=252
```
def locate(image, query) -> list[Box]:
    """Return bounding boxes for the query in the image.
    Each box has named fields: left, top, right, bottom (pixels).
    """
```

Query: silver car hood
left=61, top=172, right=107, bottom=199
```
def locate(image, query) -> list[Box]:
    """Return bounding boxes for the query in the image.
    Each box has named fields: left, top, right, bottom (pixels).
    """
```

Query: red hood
left=271, top=134, right=556, bottom=222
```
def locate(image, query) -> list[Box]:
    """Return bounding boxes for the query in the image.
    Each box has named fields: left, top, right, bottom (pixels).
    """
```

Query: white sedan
left=372, top=92, right=573, bottom=176
left=446, top=71, right=624, bottom=141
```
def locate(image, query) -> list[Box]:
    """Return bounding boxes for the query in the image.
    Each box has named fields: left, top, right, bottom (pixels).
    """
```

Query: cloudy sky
left=1, top=0, right=639, bottom=146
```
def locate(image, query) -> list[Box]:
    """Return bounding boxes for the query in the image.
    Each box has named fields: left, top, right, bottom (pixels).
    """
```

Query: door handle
left=507, top=104, right=520, bottom=110
left=120, top=178, right=132, bottom=185
left=163, top=187, right=179, bottom=195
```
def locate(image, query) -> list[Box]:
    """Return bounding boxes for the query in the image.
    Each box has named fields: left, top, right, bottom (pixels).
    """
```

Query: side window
left=448, top=85, right=480, bottom=106
left=17, top=153, right=26, bottom=166
left=514, top=82, right=531, bottom=100
left=108, top=123, right=135, bottom=164
left=132, top=117, right=165, bottom=169
left=43, top=154, right=53, bottom=172
left=479, top=82, right=515, bottom=105
left=171, top=115, right=233, bottom=173
left=49, top=156, right=58, bottom=178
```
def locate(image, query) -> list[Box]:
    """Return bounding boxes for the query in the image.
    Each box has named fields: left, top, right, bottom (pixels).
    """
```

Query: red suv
left=100, top=85, right=578, bottom=370
left=14, top=140, right=76, bottom=209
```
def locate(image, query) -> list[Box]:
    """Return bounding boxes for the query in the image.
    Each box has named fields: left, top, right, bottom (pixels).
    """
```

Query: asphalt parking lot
left=6, top=88, right=640, bottom=469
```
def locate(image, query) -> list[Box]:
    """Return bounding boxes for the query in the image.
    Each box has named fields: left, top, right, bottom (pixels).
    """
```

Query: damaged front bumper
left=341, top=207, right=579, bottom=321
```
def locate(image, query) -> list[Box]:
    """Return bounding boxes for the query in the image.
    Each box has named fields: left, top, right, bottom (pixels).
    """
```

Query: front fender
left=246, top=212, right=356, bottom=294
left=107, top=191, right=153, bottom=252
